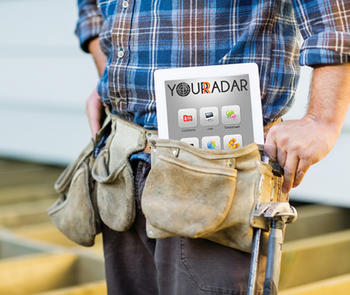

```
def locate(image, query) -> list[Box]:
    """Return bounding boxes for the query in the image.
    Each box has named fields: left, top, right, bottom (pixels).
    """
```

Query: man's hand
left=264, top=116, right=339, bottom=193
left=85, top=37, right=108, bottom=138
left=264, top=64, right=350, bottom=194
left=85, top=88, right=104, bottom=138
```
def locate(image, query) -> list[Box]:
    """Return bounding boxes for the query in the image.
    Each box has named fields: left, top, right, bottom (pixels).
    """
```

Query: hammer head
left=254, top=202, right=298, bottom=224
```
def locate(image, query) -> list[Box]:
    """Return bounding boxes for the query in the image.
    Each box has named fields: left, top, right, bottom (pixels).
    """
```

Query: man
left=75, top=1, right=350, bottom=294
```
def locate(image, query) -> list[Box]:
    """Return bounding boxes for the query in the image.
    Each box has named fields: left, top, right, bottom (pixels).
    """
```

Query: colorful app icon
left=201, top=136, right=221, bottom=150
left=221, top=105, right=241, bottom=125
left=204, top=112, right=214, bottom=121
left=223, top=134, right=243, bottom=150
left=226, top=110, right=237, bottom=119
left=200, top=107, right=219, bottom=126
left=178, top=108, right=197, bottom=128
left=180, top=137, right=199, bottom=148
left=183, top=114, right=193, bottom=122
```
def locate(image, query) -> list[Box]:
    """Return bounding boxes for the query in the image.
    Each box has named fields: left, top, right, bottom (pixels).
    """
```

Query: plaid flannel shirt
left=75, top=0, right=350, bottom=129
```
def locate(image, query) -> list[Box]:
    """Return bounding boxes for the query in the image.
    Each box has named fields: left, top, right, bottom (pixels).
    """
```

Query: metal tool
left=248, top=202, right=297, bottom=295
left=247, top=153, right=297, bottom=295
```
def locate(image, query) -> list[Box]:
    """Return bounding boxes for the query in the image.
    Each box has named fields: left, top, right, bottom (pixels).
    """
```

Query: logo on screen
left=176, top=82, right=191, bottom=97
left=167, top=79, right=248, bottom=97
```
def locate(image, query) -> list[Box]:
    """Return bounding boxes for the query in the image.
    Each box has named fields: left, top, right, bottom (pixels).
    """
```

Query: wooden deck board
left=280, top=273, right=350, bottom=295
left=13, top=222, right=103, bottom=255
left=285, top=205, right=350, bottom=241
left=280, top=229, right=350, bottom=290
left=2, top=157, right=350, bottom=293
left=36, top=281, right=106, bottom=295
left=0, top=253, right=77, bottom=295
left=0, top=159, right=62, bottom=188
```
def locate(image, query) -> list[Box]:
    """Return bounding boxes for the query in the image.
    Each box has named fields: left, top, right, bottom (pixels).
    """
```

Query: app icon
left=226, top=110, right=237, bottom=119
left=183, top=115, right=193, bottom=122
left=200, top=107, right=219, bottom=126
left=178, top=108, right=197, bottom=128
left=180, top=137, right=199, bottom=148
left=223, top=134, right=243, bottom=150
left=201, top=136, right=221, bottom=150
left=204, top=112, right=214, bottom=121
left=221, top=105, right=241, bottom=125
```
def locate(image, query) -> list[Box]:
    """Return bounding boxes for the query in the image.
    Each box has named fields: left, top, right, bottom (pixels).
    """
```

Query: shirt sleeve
left=75, top=0, right=103, bottom=53
left=292, top=0, right=350, bottom=66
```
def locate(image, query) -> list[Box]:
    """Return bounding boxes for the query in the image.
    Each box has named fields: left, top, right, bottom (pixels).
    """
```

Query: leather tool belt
left=48, top=106, right=288, bottom=253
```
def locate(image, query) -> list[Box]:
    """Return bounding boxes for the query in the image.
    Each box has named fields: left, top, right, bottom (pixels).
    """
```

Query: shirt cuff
left=299, top=31, right=350, bottom=66
left=75, top=12, right=103, bottom=53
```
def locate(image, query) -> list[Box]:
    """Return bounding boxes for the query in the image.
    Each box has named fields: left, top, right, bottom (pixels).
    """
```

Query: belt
left=143, top=117, right=282, bottom=153
left=105, top=105, right=281, bottom=154
left=104, top=105, right=157, bottom=155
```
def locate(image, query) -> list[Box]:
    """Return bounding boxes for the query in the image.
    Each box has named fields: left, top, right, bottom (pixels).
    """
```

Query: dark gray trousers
left=102, top=159, right=265, bottom=295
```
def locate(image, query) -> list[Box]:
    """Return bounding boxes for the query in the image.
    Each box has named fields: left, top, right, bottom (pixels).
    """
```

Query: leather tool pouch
left=142, top=137, right=286, bottom=253
left=47, top=117, right=112, bottom=247
left=91, top=109, right=148, bottom=232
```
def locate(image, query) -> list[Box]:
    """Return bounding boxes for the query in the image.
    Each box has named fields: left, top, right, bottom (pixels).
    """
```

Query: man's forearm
left=88, top=37, right=107, bottom=77
left=305, top=63, right=350, bottom=135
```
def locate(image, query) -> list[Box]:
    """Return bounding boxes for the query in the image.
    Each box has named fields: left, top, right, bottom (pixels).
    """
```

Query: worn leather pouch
left=91, top=109, right=148, bottom=232
left=47, top=116, right=111, bottom=246
left=48, top=140, right=99, bottom=247
left=142, top=138, right=284, bottom=253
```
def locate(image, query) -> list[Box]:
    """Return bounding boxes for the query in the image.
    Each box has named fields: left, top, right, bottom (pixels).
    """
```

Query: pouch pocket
left=91, top=147, right=135, bottom=232
left=48, top=114, right=113, bottom=246
left=91, top=114, right=149, bottom=232
left=141, top=138, right=267, bottom=253
left=48, top=152, right=99, bottom=247
left=142, top=153, right=237, bottom=238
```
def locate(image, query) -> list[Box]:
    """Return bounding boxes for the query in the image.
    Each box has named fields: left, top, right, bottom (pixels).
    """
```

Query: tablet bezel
left=154, top=63, right=264, bottom=145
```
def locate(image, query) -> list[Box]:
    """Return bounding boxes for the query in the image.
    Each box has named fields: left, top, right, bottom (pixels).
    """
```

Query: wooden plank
left=280, top=273, right=350, bottom=295
left=280, top=229, right=350, bottom=290
left=36, top=281, right=106, bottom=295
left=0, top=167, right=61, bottom=188
left=0, top=183, right=56, bottom=205
left=0, top=199, right=53, bottom=228
left=0, top=161, right=43, bottom=174
left=0, top=159, right=62, bottom=175
left=0, top=236, right=44, bottom=259
left=0, top=253, right=77, bottom=295
left=74, top=254, right=105, bottom=284
left=13, top=223, right=103, bottom=255
left=285, top=205, right=350, bottom=242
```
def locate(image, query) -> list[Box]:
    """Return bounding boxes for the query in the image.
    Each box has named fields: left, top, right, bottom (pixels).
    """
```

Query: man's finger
left=293, top=158, right=311, bottom=188
left=282, top=153, right=299, bottom=193
left=90, top=118, right=101, bottom=138
left=277, top=148, right=287, bottom=168
left=90, top=105, right=102, bottom=137
left=264, top=131, right=277, bottom=161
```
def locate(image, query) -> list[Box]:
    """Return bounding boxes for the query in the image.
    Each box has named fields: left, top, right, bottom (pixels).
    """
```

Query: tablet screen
left=155, top=64, right=264, bottom=150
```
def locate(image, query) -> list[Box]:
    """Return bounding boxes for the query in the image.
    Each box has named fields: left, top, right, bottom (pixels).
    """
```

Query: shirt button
left=122, top=1, right=129, bottom=8
left=118, top=50, right=125, bottom=58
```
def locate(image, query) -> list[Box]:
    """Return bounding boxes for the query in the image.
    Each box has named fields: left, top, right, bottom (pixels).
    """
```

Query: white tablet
left=154, top=63, right=264, bottom=150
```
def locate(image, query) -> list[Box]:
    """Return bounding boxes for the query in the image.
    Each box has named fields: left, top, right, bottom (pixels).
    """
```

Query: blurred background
left=0, top=1, right=350, bottom=294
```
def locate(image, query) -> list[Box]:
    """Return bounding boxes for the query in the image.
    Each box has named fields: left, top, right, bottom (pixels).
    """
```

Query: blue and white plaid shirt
left=76, top=0, right=350, bottom=129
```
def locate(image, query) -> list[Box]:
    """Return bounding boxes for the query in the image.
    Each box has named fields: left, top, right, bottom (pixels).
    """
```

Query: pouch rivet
left=148, top=231, right=153, bottom=237
left=226, top=159, right=234, bottom=168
